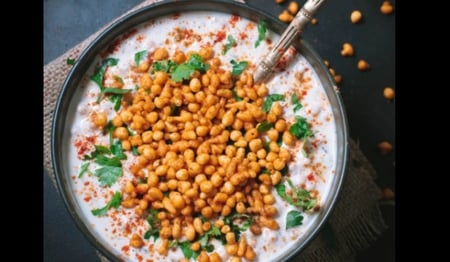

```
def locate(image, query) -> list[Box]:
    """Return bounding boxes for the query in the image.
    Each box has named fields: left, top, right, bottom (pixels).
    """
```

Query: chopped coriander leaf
left=170, top=104, right=181, bottom=116
left=152, top=60, right=177, bottom=73
left=230, top=60, right=248, bottom=76
left=262, top=140, right=271, bottom=152
left=91, top=191, right=121, bottom=216
left=275, top=179, right=316, bottom=210
left=91, top=205, right=108, bottom=217
left=277, top=135, right=283, bottom=147
left=147, top=209, right=159, bottom=227
left=232, top=213, right=254, bottom=231
left=94, top=166, right=122, bottom=187
left=110, top=140, right=127, bottom=160
left=143, top=210, right=160, bottom=240
left=108, top=191, right=122, bottom=208
left=66, top=58, right=76, bottom=65
left=109, top=94, right=123, bottom=111
left=280, top=165, right=289, bottom=176
left=171, top=54, right=209, bottom=82
left=275, top=184, right=290, bottom=204
left=232, top=89, right=243, bottom=101
left=97, top=87, right=131, bottom=103
left=262, top=94, right=285, bottom=113
left=179, top=241, right=200, bottom=259
left=102, top=88, right=132, bottom=95
left=186, top=54, right=209, bottom=72
left=127, top=127, right=136, bottom=136
left=291, top=93, right=303, bottom=112
left=261, top=168, right=270, bottom=174
left=171, top=64, right=194, bottom=82
left=223, top=213, right=254, bottom=242
left=203, top=244, right=215, bottom=252
left=168, top=240, right=178, bottom=248
left=91, top=58, right=119, bottom=91
left=94, top=154, right=122, bottom=167
left=200, top=225, right=222, bottom=249
left=134, top=50, right=148, bottom=66
left=222, top=35, right=236, bottom=54
left=83, top=145, right=111, bottom=160
left=143, top=228, right=159, bottom=241
left=287, top=178, right=316, bottom=210
left=95, top=145, right=111, bottom=155
left=138, top=177, right=147, bottom=184
left=106, top=121, right=116, bottom=146
left=132, top=146, right=140, bottom=156
left=257, top=121, right=274, bottom=133
left=286, top=210, right=303, bottom=229
left=78, top=162, right=90, bottom=178
left=255, top=20, right=267, bottom=48
left=289, top=116, right=313, bottom=140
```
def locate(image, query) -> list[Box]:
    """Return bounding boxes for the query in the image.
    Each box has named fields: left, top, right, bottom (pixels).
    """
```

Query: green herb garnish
left=83, top=145, right=110, bottom=160
left=179, top=241, right=200, bottom=259
left=152, top=60, right=177, bottom=73
left=94, top=154, right=122, bottom=167
left=83, top=140, right=125, bottom=187
left=171, top=54, right=209, bottom=82
left=109, top=94, right=123, bottom=111
left=134, top=50, right=148, bottom=66
left=171, top=64, right=193, bottom=82
left=106, top=121, right=116, bottom=146
left=94, top=166, right=122, bottom=187
left=280, top=165, right=289, bottom=176
left=223, top=213, right=254, bottom=241
left=170, top=104, right=181, bottom=116
left=66, top=58, right=76, bottom=65
left=132, top=146, right=140, bottom=156
left=97, top=88, right=131, bottom=104
left=291, top=93, right=303, bottom=112
left=275, top=178, right=316, bottom=210
left=144, top=209, right=160, bottom=241
left=223, top=35, right=236, bottom=54
left=257, top=121, right=274, bottom=133
left=91, top=58, right=119, bottom=91
left=91, top=191, right=122, bottom=216
left=78, top=162, right=90, bottom=178
left=199, top=225, right=222, bottom=253
left=255, top=20, right=267, bottom=48
left=232, top=89, right=243, bottom=101
left=102, top=88, right=132, bottom=95
left=286, top=210, right=304, bottom=229
left=143, top=228, right=159, bottom=241
left=262, top=139, right=271, bottom=152
left=262, top=94, right=285, bottom=113
left=110, top=139, right=127, bottom=160
left=289, top=116, right=313, bottom=140
left=230, top=60, right=248, bottom=76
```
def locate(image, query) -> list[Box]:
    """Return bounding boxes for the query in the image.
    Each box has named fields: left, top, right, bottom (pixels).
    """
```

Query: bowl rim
left=51, top=0, right=349, bottom=261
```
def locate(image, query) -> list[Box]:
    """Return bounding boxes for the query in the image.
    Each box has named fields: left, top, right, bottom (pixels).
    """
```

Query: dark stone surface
left=44, top=0, right=395, bottom=261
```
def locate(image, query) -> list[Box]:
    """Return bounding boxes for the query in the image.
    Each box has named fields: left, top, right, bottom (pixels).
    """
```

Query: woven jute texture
left=44, top=1, right=387, bottom=261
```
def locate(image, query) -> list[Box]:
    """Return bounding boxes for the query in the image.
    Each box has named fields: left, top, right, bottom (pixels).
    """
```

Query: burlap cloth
left=44, top=0, right=387, bottom=261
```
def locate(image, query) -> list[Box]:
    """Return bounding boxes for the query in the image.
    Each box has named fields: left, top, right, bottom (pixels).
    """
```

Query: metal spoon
left=253, top=0, right=327, bottom=84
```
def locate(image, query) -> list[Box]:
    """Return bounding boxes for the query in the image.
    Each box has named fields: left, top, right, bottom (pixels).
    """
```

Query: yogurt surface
left=67, top=11, right=337, bottom=262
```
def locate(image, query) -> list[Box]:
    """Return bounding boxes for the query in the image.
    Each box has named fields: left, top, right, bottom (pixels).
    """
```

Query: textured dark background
left=44, top=0, right=395, bottom=261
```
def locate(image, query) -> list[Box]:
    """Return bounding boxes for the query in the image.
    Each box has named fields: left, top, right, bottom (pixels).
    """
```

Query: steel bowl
left=52, top=0, right=349, bottom=261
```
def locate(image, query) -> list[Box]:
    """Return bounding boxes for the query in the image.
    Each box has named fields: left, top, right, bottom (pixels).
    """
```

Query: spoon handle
left=253, top=0, right=327, bottom=84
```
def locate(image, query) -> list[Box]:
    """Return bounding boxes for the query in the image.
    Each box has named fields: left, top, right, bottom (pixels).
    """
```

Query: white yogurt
left=68, top=11, right=337, bottom=262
